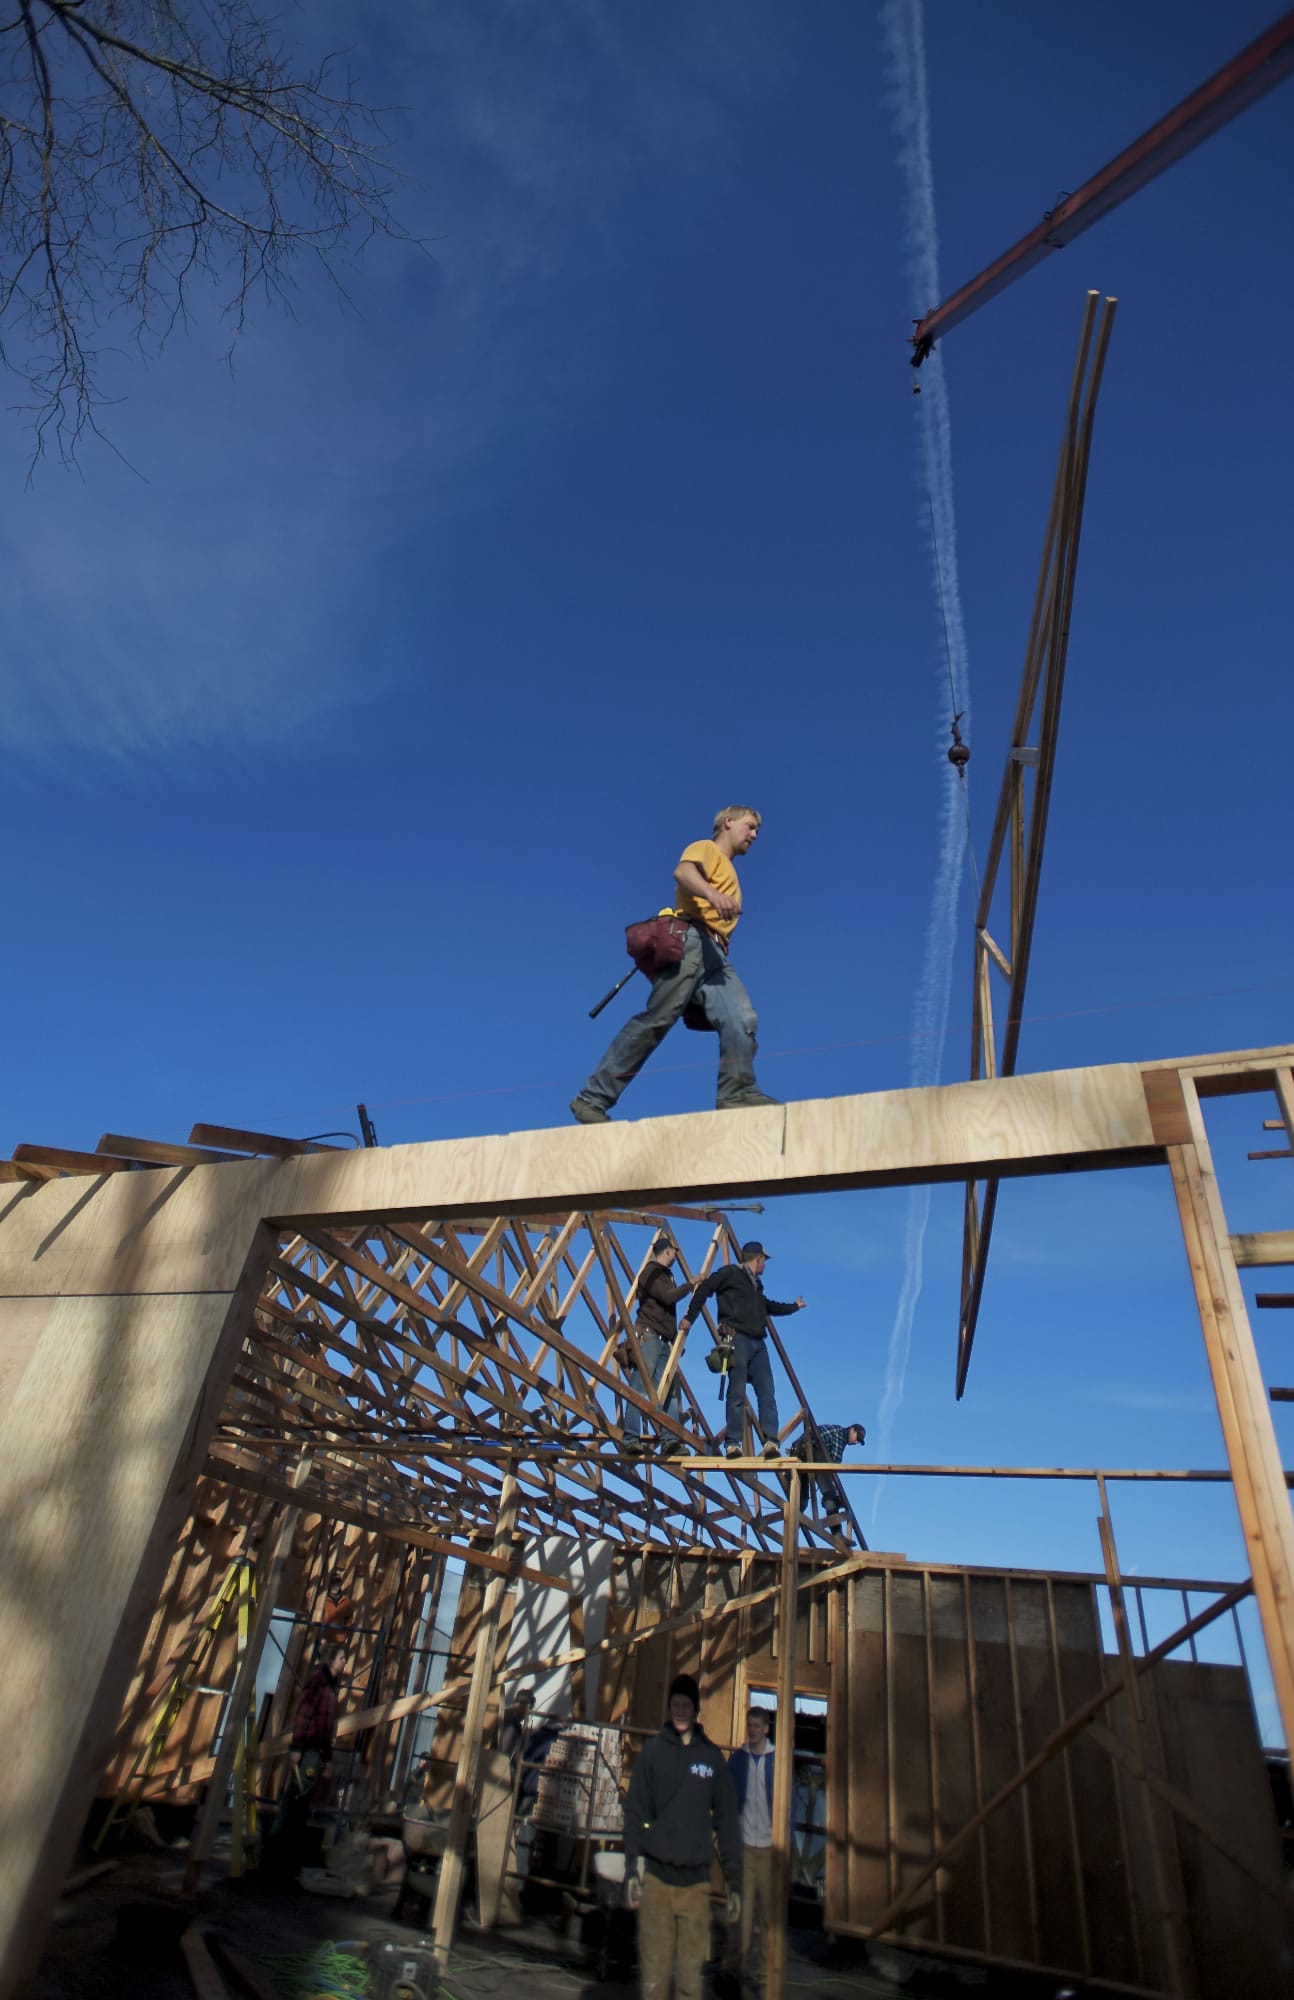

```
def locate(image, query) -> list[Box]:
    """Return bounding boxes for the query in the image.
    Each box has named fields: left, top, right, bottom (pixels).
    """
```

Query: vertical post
left=766, top=1470, right=800, bottom=2000
left=1095, top=1476, right=1193, bottom=1997
left=185, top=1453, right=313, bottom=1892
left=430, top=1466, right=520, bottom=1978
left=1168, top=1079, right=1294, bottom=1749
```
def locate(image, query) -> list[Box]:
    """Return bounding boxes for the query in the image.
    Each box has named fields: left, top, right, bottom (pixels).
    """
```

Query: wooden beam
left=765, top=1470, right=800, bottom=2000
left=202, top=1453, right=571, bottom=1591
left=1231, top=1231, right=1294, bottom=1268
left=429, top=1471, right=519, bottom=1978
left=180, top=1928, right=230, bottom=2000
left=184, top=1455, right=314, bottom=1892
left=12, top=1054, right=1292, bottom=1308
left=1095, top=1477, right=1192, bottom=1994
left=1169, top=1084, right=1294, bottom=1752
left=97, top=1134, right=244, bottom=1166
left=9, top=1145, right=142, bottom=1176
left=188, top=1124, right=341, bottom=1157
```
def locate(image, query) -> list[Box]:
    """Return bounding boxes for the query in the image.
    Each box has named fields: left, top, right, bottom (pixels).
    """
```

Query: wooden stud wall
left=826, top=1565, right=1288, bottom=1997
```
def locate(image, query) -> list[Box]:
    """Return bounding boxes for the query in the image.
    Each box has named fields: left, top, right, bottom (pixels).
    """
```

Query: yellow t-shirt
left=675, top=839, right=742, bottom=941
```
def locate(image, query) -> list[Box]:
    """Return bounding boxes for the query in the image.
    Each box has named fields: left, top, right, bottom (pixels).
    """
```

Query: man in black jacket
left=624, top=1674, right=741, bottom=2000
left=623, top=1236, right=692, bottom=1458
left=679, top=1243, right=806, bottom=1459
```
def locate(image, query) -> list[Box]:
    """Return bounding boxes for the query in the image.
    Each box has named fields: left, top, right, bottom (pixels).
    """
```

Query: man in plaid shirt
left=290, top=1645, right=346, bottom=1766
left=791, top=1422, right=866, bottom=1528
left=265, top=1642, right=348, bottom=1885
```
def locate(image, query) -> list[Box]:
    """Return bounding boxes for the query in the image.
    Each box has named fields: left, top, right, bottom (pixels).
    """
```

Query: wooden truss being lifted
left=958, top=291, right=1117, bottom=1395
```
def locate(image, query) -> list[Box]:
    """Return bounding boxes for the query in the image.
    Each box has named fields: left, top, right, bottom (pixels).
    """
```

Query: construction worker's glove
left=626, top=1857, right=644, bottom=1911
left=726, top=1889, right=741, bottom=1927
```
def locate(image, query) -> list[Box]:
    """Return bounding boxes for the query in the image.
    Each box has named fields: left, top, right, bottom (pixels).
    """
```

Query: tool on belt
left=705, top=1322, right=737, bottom=1398
left=588, top=910, right=691, bottom=1019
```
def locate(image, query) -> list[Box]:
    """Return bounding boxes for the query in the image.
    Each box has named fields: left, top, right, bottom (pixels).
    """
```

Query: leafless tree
left=1, top=1, right=407, bottom=461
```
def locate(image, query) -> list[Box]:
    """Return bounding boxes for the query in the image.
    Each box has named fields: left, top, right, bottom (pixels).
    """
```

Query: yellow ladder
left=95, top=1556, right=258, bottom=1858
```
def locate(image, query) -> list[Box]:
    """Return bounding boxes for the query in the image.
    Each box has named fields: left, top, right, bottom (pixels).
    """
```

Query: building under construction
left=2, top=1032, right=1293, bottom=1998
left=5, top=28, right=1294, bottom=1986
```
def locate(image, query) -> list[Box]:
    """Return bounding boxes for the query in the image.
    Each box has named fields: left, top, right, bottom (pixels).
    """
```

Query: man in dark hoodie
left=624, top=1673, right=742, bottom=2000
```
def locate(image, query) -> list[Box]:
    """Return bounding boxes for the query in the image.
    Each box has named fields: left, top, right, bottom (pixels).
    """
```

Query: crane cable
left=913, top=383, right=982, bottom=907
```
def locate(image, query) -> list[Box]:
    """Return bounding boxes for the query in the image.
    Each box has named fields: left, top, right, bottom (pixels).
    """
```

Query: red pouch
left=625, top=913, right=690, bottom=975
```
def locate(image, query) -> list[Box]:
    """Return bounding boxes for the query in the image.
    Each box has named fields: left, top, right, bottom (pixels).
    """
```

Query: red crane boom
left=910, top=8, right=1294, bottom=365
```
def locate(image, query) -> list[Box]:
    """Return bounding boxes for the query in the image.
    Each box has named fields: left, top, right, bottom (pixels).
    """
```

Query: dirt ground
left=33, top=1842, right=1083, bottom=2000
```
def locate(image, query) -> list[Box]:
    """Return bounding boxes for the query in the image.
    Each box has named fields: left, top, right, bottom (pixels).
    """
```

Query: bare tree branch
left=0, top=0, right=411, bottom=462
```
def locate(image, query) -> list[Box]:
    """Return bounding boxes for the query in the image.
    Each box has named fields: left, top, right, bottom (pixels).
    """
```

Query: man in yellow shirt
left=571, top=805, right=779, bottom=1122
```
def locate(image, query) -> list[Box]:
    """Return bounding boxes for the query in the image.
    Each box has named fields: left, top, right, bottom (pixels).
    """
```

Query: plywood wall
left=826, top=1566, right=1289, bottom=1997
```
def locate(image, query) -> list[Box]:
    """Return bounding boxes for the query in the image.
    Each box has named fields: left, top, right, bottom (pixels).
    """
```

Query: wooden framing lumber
left=3, top=1043, right=1294, bottom=1996
left=859, top=1581, right=1252, bottom=1942
left=429, top=1470, right=518, bottom=1975
left=1, top=1054, right=1220, bottom=1308
left=1167, top=1087, right=1294, bottom=1752
left=956, top=294, right=1118, bottom=1396
left=766, top=1472, right=801, bottom=2000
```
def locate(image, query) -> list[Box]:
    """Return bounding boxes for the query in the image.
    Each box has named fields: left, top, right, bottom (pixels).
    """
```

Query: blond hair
left=712, top=803, right=762, bottom=838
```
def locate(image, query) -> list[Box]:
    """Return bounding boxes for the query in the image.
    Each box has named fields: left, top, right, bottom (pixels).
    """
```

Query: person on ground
left=728, top=1707, right=777, bottom=1997
left=792, top=1421, right=866, bottom=1524
left=265, top=1642, right=347, bottom=1885
left=623, top=1236, right=693, bottom=1458
left=679, top=1243, right=806, bottom=1459
left=571, top=806, right=778, bottom=1123
left=624, top=1673, right=742, bottom=2000
left=497, top=1686, right=535, bottom=1763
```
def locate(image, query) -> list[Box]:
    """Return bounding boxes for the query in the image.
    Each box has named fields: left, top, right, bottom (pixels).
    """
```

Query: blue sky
left=3, top=4, right=1291, bottom=1733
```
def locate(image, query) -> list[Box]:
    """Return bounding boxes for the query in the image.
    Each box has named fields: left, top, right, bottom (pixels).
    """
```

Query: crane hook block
left=948, top=741, right=970, bottom=769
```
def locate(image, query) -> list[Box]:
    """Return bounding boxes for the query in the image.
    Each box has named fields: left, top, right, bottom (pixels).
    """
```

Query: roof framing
left=2, top=1043, right=1293, bottom=1994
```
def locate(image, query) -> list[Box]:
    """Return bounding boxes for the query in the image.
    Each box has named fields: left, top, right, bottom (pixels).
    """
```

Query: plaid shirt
left=291, top=1665, right=340, bottom=1753
left=800, top=1424, right=849, bottom=1464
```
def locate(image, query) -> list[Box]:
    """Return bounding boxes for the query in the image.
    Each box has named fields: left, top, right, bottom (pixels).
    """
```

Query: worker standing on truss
left=680, top=1242, right=806, bottom=1460
left=571, top=806, right=779, bottom=1122
left=791, top=1421, right=866, bottom=1526
left=623, top=1235, right=692, bottom=1458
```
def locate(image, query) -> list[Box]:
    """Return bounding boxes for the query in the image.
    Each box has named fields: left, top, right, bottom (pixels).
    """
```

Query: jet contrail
left=871, top=0, right=973, bottom=1516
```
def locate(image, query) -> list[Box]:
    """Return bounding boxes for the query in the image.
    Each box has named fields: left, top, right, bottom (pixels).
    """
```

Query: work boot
left=718, top=1090, right=781, bottom=1110
left=724, top=1444, right=743, bottom=1460
left=658, top=1437, right=691, bottom=1459
left=761, top=1440, right=781, bottom=1460
left=622, top=1436, right=647, bottom=1455
left=570, top=1096, right=610, bottom=1125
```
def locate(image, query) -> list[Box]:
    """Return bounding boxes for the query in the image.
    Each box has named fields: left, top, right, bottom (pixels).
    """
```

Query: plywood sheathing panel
left=824, top=1565, right=1286, bottom=1995
left=0, top=1059, right=1176, bottom=1302
left=0, top=1248, right=268, bottom=1999
left=1145, top=1661, right=1288, bottom=1996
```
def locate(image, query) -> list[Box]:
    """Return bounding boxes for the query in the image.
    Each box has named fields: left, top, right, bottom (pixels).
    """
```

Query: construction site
left=3, top=11, right=1293, bottom=2000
